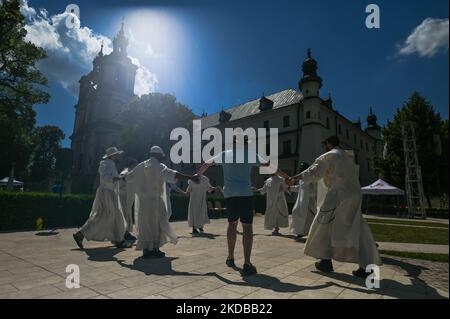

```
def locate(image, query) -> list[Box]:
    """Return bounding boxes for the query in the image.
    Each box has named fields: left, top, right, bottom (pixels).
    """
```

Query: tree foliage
left=377, top=92, right=448, bottom=203
left=120, top=93, right=196, bottom=162
left=0, top=0, right=50, bottom=179
left=29, top=125, right=65, bottom=182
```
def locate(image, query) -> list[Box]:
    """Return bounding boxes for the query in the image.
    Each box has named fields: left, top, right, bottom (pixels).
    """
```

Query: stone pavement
left=0, top=216, right=448, bottom=299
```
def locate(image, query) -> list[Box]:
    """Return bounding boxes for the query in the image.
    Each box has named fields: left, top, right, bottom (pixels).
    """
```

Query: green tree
left=0, top=0, right=50, bottom=184
left=29, top=126, right=65, bottom=182
left=120, top=93, right=195, bottom=162
left=377, top=92, right=448, bottom=207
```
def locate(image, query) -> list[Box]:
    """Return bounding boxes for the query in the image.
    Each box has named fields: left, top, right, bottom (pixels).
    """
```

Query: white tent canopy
left=361, top=179, right=404, bottom=196
left=0, top=177, right=24, bottom=186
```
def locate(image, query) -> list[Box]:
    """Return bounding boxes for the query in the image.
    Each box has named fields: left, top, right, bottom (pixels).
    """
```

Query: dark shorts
left=225, top=196, right=254, bottom=224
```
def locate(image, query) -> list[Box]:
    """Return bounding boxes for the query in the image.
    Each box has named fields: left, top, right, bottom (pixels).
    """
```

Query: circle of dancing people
left=73, top=135, right=381, bottom=278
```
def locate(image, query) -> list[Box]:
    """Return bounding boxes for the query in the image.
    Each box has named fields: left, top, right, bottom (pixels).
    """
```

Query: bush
left=0, top=192, right=94, bottom=231
left=0, top=191, right=296, bottom=232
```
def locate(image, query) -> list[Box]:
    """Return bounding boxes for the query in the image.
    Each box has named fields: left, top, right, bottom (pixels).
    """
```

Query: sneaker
left=241, top=263, right=257, bottom=277
left=124, top=232, right=137, bottom=241
left=352, top=268, right=372, bottom=278
left=226, top=258, right=236, bottom=268
left=315, top=259, right=334, bottom=273
left=73, top=232, right=84, bottom=250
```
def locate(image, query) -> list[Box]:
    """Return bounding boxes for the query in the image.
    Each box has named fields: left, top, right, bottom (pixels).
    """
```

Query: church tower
left=365, top=107, right=383, bottom=156
left=298, top=49, right=326, bottom=164
left=70, top=23, right=138, bottom=193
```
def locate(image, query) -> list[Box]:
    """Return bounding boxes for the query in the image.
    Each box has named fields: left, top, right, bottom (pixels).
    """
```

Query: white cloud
left=129, top=56, right=158, bottom=96
left=20, top=0, right=157, bottom=97
left=399, top=18, right=449, bottom=57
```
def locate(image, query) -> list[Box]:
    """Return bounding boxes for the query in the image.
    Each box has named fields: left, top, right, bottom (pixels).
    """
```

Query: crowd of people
left=73, top=135, right=381, bottom=278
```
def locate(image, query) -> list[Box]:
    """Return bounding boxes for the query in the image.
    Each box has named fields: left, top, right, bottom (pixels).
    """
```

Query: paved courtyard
left=0, top=216, right=448, bottom=299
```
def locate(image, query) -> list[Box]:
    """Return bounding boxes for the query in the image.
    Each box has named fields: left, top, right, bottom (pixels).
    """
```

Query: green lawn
left=380, top=250, right=449, bottom=263
left=369, top=224, right=449, bottom=245
left=366, top=218, right=449, bottom=228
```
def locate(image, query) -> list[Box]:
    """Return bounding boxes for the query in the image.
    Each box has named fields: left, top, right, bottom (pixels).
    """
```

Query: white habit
left=126, top=157, right=178, bottom=251
left=80, top=159, right=127, bottom=242
left=119, top=168, right=134, bottom=233
left=301, top=147, right=382, bottom=267
left=260, top=175, right=289, bottom=230
left=186, top=175, right=212, bottom=228
left=290, top=180, right=317, bottom=236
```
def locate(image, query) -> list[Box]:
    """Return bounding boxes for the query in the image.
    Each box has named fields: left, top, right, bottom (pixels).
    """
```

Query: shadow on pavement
left=314, top=256, right=446, bottom=299
left=214, top=272, right=332, bottom=293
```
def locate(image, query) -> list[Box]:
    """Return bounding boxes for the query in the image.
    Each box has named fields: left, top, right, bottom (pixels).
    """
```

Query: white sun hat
left=150, top=146, right=166, bottom=157
left=102, top=146, right=124, bottom=159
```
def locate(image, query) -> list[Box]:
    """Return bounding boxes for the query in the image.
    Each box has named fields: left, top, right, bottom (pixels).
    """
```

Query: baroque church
left=70, top=23, right=137, bottom=193
left=71, top=24, right=382, bottom=193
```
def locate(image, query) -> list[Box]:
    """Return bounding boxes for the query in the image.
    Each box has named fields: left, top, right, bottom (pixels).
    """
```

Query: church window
left=355, top=153, right=359, bottom=165
left=306, top=111, right=311, bottom=119
left=266, top=143, right=270, bottom=155
left=283, top=116, right=290, bottom=128
left=367, top=160, right=371, bottom=171
left=326, top=117, right=330, bottom=129
left=283, top=140, right=292, bottom=155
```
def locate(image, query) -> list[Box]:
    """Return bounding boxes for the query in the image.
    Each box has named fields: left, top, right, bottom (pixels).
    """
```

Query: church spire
left=113, top=20, right=128, bottom=56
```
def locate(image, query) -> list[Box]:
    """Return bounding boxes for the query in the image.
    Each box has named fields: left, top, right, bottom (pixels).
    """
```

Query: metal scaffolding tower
left=402, top=122, right=426, bottom=218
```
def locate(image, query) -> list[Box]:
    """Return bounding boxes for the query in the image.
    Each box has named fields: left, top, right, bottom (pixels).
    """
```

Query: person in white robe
left=166, top=182, right=186, bottom=221
left=256, top=174, right=290, bottom=235
left=186, top=174, right=215, bottom=235
left=289, top=162, right=317, bottom=239
left=290, top=136, right=381, bottom=278
left=73, top=147, right=130, bottom=249
left=119, top=159, right=138, bottom=241
left=126, top=146, right=198, bottom=258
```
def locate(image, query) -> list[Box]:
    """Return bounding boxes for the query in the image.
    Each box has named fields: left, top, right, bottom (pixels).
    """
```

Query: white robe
left=119, top=168, right=133, bottom=233
left=290, top=180, right=317, bottom=236
left=126, top=157, right=178, bottom=251
left=187, top=175, right=212, bottom=228
left=260, top=175, right=289, bottom=230
left=302, top=147, right=382, bottom=267
left=80, top=159, right=127, bottom=242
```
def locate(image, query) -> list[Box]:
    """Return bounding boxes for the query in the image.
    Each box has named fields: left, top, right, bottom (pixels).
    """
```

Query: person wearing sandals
left=196, top=134, right=289, bottom=276
left=125, top=146, right=199, bottom=258
left=73, top=147, right=131, bottom=249
left=289, top=136, right=381, bottom=278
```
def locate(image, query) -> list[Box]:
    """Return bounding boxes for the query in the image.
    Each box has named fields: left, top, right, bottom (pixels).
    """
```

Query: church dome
left=299, top=49, right=322, bottom=88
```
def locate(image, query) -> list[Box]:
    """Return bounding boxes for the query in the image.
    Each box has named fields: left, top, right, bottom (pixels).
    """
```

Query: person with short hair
left=256, top=174, right=290, bottom=236
left=126, top=146, right=198, bottom=258
left=73, top=147, right=130, bottom=249
left=290, top=136, right=381, bottom=278
left=289, top=162, right=317, bottom=239
left=196, top=135, right=289, bottom=276
left=186, top=172, right=215, bottom=235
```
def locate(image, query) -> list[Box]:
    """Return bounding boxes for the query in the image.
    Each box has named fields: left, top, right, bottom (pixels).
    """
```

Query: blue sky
left=24, top=0, right=449, bottom=147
